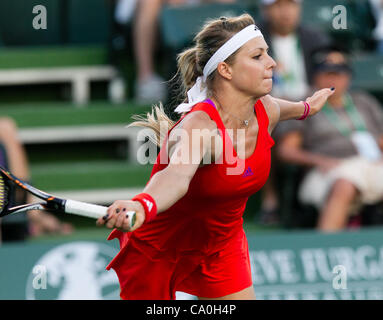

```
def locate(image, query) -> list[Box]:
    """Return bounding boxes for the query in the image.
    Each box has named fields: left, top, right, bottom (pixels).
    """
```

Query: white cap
left=262, top=0, right=302, bottom=5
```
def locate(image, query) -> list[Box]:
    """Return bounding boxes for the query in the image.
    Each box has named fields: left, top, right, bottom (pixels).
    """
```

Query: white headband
left=174, top=24, right=263, bottom=114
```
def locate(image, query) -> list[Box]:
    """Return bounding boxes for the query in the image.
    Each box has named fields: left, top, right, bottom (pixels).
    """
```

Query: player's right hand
left=96, top=200, right=146, bottom=232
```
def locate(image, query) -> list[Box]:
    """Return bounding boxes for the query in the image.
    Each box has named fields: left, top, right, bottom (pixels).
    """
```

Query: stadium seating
left=66, top=0, right=112, bottom=45
left=0, top=46, right=125, bottom=104
left=0, top=0, right=146, bottom=205
left=300, top=0, right=375, bottom=52
left=351, top=54, right=383, bottom=93
left=160, top=2, right=248, bottom=51
left=0, top=65, right=122, bottom=106
left=0, top=45, right=123, bottom=104
left=0, top=45, right=124, bottom=105
left=0, top=0, right=111, bottom=46
left=0, top=0, right=122, bottom=106
left=0, top=0, right=62, bottom=46
left=0, top=101, right=153, bottom=205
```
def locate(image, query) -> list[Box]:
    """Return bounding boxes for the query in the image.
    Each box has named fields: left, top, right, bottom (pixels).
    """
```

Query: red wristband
left=132, top=193, right=157, bottom=223
left=297, top=101, right=310, bottom=120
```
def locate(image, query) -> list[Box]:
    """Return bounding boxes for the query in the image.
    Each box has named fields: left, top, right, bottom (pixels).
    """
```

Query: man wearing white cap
left=259, top=0, right=330, bottom=100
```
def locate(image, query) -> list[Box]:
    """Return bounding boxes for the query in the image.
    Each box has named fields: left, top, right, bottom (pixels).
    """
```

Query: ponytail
left=177, top=47, right=202, bottom=96
left=127, top=47, right=201, bottom=147
left=127, top=103, right=175, bottom=147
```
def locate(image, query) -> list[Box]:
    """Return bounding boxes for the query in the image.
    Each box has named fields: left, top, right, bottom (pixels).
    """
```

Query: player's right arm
left=96, top=111, right=221, bottom=232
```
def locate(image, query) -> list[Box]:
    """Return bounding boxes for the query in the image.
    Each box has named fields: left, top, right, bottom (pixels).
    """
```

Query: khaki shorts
left=299, top=156, right=383, bottom=210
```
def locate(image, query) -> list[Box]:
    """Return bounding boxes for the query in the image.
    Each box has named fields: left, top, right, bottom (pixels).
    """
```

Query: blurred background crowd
left=0, top=0, right=383, bottom=244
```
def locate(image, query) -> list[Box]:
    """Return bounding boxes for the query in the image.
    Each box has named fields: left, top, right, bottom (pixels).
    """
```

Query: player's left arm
left=264, top=88, right=335, bottom=125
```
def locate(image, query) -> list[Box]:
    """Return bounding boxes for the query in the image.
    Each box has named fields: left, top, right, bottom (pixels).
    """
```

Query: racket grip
left=65, top=199, right=107, bottom=218
left=64, top=200, right=136, bottom=227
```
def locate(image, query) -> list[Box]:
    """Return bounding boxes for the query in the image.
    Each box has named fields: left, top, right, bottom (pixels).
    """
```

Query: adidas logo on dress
left=242, top=166, right=254, bottom=177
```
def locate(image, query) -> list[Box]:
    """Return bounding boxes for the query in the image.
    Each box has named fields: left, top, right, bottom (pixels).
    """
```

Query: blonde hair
left=129, top=13, right=256, bottom=146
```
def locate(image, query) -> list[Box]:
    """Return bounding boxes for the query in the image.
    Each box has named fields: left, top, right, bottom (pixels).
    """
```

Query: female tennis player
left=97, top=14, right=334, bottom=300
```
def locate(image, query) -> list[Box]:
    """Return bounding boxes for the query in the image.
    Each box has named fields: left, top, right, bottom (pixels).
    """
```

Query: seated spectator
left=0, top=117, right=73, bottom=243
left=114, top=0, right=237, bottom=105
left=258, top=0, right=330, bottom=101
left=276, top=45, right=383, bottom=232
left=370, top=0, right=383, bottom=53
left=255, top=0, right=330, bottom=225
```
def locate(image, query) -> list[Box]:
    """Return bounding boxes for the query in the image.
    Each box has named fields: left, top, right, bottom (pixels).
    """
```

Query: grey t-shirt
left=273, top=91, right=383, bottom=158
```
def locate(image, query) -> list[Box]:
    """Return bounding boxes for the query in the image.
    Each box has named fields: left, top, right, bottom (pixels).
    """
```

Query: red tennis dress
left=106, top=99, right=275, bottom=299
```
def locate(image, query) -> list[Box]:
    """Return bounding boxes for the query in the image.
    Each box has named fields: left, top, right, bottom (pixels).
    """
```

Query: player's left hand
left=306, top=87, right=335, bottom=116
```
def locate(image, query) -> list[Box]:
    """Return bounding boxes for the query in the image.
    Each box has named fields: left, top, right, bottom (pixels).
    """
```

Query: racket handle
left=65, top=199, right=107, bottom=218
left=64, top=199, right=136, bottom=227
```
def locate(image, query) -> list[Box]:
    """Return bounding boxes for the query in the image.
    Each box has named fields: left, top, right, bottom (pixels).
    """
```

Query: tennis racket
left=0, top=166, right=136, bottom=227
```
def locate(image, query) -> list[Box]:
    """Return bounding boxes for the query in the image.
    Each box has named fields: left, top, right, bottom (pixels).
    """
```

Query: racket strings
left=0, top=175, right=9, bottom=214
